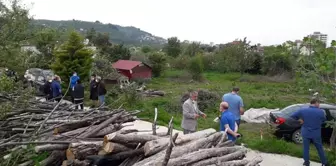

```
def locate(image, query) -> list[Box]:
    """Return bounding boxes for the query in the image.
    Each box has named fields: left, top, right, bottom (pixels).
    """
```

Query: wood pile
left=0, top=99, right=262, bottom=166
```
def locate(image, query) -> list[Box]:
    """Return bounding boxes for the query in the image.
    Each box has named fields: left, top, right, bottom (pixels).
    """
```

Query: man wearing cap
left=222, top=87, right=245, bottom=126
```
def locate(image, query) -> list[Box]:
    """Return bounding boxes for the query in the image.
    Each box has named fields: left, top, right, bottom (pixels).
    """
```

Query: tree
left=262, top=45, right=294, bottom=75
left=185, top=42, right=202, bottom=57
left=86, top=27, right=97, bottom=44
left=51, top=31, right=93, bottom=85
left=104, top=44, right=131, bottom=62
left=141, top=45, right=152, bottom=53
left=94, top=32, right=111, bottom=48
left=188, top=54, right=204, bottom=81
left=148, top=52, right=166, bottom=77
left=164, top=37, right=181, bottom=57
left=296, top=39, right=336, bottom=150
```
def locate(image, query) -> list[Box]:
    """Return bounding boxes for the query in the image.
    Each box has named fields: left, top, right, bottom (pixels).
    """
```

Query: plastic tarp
left=241, top=108, right=280, bottom=123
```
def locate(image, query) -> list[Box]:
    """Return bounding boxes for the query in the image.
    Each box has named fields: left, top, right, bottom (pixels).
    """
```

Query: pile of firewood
left=0, top=99, right=262, bottom=166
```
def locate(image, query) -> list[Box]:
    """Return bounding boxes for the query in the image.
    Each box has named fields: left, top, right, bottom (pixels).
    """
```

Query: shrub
left=187, top=54, right=204, bottom=81
left=169, top=55, right=190, bottom=70
left=148, top=52, right=166, bottom=77
left=181, top=89, right=220, bottom=112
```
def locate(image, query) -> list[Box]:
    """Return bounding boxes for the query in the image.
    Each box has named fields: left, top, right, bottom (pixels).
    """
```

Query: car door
left=321, top=109, right=333, bottom=141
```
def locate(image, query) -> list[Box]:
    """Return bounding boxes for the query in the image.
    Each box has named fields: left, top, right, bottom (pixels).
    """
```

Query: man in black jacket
left=97, top=76, right=107, bottom=106
left=89, top=74, right=98, bottom=107
left=73, top=79, right=85, bottom=110
left=43, top=77, right=53, bottom=101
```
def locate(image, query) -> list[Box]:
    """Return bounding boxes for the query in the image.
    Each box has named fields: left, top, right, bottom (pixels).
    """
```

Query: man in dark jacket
left=51, top=76, right=62, bottom=102
left=73, top=79, right=84, bottom=110
left=43, top=77, right=53, bottom=101
left=96, top=76, right=107, bottom=106
left=89, top=74, right=98, bottom=107
left=291, top=98, right=328, bottom=166
left=70, top=72, right=80, bottom=103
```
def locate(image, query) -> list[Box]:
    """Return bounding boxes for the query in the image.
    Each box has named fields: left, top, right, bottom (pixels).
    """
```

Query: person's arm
left=234, top=122, right=238, bottom=133
left=239, top=97, right=245, bottom=115
left=221, top=118, right=239, bottom=137
left=195, top=103, right=206, bottom=118
left=183, top=103, right=198, bottom=119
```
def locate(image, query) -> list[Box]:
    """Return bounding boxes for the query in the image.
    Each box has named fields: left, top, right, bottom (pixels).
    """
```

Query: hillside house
left=112, top=60, right=152, bottom=80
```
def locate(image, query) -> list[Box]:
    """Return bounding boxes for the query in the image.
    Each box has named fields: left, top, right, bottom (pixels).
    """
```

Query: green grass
left=105, top=70, right=335, bottom=164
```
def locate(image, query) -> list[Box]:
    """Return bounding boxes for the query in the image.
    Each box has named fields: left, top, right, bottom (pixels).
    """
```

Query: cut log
left=66, top=141, right=103, bottom=160
left=161, top=133, right=179, bottom=166
left=35, top=144, right=69, bottom=153
left=103, top=142, right=131, bottom=154
left=18, top=160, right=33, bottom=166
left=143, top=128, right=216, bottom=156
left=166, top=147, right=243, bottom=166
left=39, top=150, right=66, bottom=166
left=104, top=133, right=160, bottom=144
left=133, top=132, right=222, bottom=166
left=61, top=159, right=90, bottom=166
left=217, top=159, right=249, bottom=166
left=246, top=156, right=263, bottom=166
left=79, top=112, right=123, bottom=138
left=191, top=149, right=247, bottom=166
left=95, top=124, right=123, bottom=137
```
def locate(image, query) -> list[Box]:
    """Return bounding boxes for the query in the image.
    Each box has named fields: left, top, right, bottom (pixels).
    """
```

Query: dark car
left=270, top=103, right=336, bottom=144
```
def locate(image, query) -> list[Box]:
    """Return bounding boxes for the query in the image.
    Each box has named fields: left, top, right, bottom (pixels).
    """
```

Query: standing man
left=43, top=76, right=53, bottom=101
left=96, top=76, right=107, bottom=106
left=222, top=87, right=244, bottom=126
left=220, top=102, right=240, bottom=142
left=51, top=76, right=62, bottom=102
left=291, top=99, right=328, bottom=166
left=70, top=72, right=80, bottom=103
left=89, top=74, right=98, bottom=107
left=73, top=80, right=84, bottom=110
left=181, top=91, right=207, bottom=134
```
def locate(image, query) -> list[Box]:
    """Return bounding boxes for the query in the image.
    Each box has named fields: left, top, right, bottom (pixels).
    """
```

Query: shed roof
left=112, top=60, right=142, bottom=70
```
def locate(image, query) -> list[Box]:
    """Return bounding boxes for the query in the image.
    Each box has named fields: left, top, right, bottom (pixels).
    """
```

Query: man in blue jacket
left=70, top=72, right=80, bottom=103
left=51, top=76, right=62, bottom=102
left=291, top=98, right=328, bottom=166
left=220, top=102, right=240, bottom=142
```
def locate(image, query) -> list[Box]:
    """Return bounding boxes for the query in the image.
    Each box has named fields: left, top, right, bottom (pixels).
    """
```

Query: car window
left=330, top=110, right=336, bottom=119
left=281, top=105, right=302, bottom=115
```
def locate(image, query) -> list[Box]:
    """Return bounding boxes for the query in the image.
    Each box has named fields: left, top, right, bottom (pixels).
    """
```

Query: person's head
left=190, top=91, right=198, bottom=101
left=77, top=79, right=81, bottom=84
left=232, top=87, right=240, bottom=94
left=220, top=102, right=229, bottom=112
left=91, top=74, right=96, bottom=80
left=310, top=98, right=320, bottom=107
left=73, top=72, right=77, bottom=76
left=5, top=68, right=8, bottom=71
left=96, top=76, right=101, bottom=82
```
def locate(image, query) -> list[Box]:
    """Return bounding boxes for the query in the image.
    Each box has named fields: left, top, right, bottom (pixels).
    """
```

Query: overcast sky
left=22, top=0, right=336, bottom=45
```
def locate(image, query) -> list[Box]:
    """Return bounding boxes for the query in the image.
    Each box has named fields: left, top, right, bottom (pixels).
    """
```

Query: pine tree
left=51, top=31, right=93, bottom=85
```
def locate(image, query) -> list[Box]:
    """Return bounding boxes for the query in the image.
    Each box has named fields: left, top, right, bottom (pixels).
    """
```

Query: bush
left=148, top=52, right=166, bottom=77
left=181, top=89, right=220, bottom=112
left=169, top=55, right=190, bottom=70
left=187, top=54, right=204, bottom=81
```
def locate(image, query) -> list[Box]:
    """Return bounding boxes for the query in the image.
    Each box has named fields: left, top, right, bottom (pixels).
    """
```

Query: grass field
left=106, top=70, right=336, bottom=164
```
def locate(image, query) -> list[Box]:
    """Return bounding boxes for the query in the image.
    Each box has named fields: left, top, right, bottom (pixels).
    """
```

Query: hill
left=32, top=19, right=167, bottom=46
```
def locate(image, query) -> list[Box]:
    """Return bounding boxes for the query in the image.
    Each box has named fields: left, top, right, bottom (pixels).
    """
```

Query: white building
left=311, top=32, right=328, bottom=44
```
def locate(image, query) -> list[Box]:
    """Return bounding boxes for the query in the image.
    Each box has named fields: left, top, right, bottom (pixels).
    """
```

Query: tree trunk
left=191, top=149, right=247, bottom=166
left=330, top=126, right=336, bottom=150
left=246, top=156, right=263, bottom=166
left=66, top=141, right=103, bottom=160
left=39, top=150, right=66, bottom=166
left=61, top=159, right=90, bottom=166
left=143, top=128, right=216, bottom=156
left=161, top=133, right=179, bottom=166
left=133, top=132, right=222, bottom=166
left=103, top=142, right=131, bottom=154
left=166, top=147, right=242, bottom=166
left=104, top=133, right=160, bottom=144
left=35, top=144, right=69, bottom=153
left=217, top=159, right=249, bottom=166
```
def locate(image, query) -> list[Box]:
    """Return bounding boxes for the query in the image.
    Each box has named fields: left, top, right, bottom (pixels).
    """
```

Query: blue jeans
left=98, top=95, right=105, bottom=104
left=303, top=137, right=327, bottom=165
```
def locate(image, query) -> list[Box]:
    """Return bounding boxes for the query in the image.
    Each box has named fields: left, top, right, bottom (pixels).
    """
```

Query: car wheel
left=292, top=129, right=303, bottom=144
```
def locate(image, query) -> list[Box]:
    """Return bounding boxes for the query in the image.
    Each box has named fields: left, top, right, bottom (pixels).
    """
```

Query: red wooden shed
left=112, top=60, right=152, bottom=80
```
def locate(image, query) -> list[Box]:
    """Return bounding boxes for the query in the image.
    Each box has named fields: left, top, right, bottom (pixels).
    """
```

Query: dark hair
left=232, top=87, right=240, bottom=92
left=77, top=79, right=81, bottom=84
left=91, top=74, right=96, bottom=77
left=310, top=98, right=320, bottom=104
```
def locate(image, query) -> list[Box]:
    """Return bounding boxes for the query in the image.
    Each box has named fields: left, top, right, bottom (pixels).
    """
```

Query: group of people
left=181, top=87, right=329, bottom=166
left=43, top=72, right=107, bottom=109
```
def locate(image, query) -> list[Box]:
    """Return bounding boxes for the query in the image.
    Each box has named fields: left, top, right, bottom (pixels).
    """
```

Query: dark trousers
left=74, top=99, right=84, bottom=110
left=235, top=119, right=241, bottom=127
left=303, top=137, right=327, bottom=165
left=183, top=129, right=195, bottom=135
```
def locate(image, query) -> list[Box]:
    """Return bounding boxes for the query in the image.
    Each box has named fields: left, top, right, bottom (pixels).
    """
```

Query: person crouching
left=220, top=102, right=241, bottom=142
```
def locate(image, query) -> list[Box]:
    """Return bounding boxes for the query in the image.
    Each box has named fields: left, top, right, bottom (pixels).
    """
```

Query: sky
left=21, top=0, right=336, bottom=45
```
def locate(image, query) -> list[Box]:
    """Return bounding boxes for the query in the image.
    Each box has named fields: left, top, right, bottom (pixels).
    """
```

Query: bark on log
left=217, top=140, right=235, bottom=147
left=66, top=141, right=103, bottom=160
left=191, top=149, right=247, bottom=166
left=61, top=159, right=90, bottom=166
left=166, top=146, right=242, bottom=166
left=143, top=128, right=216, bottom=156
left=35, top=144, right=69, bottom=153
left=217, top=159, right=249, bottom=166
left=39, top=150, right=66, bottom=166
left=103, top=142, right=131, bottom=154
left=104, top=133, right=160, bottom=144
left=133, top=132, right=222, bottom=166
left=79, top=112, right=123, bottom=138
left=246, top=156, right=263, bottom=166
left=18, top=160, right=33, bottom=166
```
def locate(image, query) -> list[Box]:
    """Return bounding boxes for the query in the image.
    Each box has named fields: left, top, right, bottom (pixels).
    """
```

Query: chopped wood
left=35, top=144, right=69, bottom=153
left=246, top=156, right=263, bottom=166
left=104, top=132, right=160, bottom=144
left=103, top=142, right=132, bottom=154
left=191, top=149, right=247, bottom=166
left=161, top=132, right=179, bottom=166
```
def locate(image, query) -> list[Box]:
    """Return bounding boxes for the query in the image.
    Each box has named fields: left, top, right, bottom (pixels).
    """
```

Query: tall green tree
left=296, top=39, right=336, bottom=150
left=86, top=27, right=97, bottom=44
left=148, top=52, right=166, bottom=77
left=164, top=37, right=181, bottom=58
left=188, top=53, right=204, bottom=81
left=51, top=31, right=93, bottom=85
left=185, top=42, right=202, bottom=57
left=104, top=44, right=131, bottom=62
